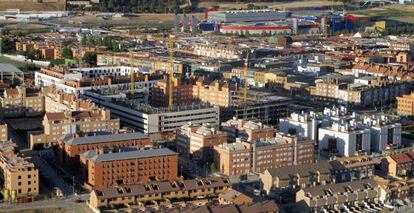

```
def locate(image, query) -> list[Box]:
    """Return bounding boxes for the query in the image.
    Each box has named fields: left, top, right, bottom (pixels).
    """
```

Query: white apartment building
left=363, top=115, right=402, bottom=153
left=318, top=123, right=371, bottom=157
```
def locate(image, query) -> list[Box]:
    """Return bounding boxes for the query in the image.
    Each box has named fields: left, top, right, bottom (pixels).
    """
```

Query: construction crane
left=130, top=49, right=135, bottom=95
left=243, top=53, right=249, bottom=101
left=168, top=35, right=175, bottom=107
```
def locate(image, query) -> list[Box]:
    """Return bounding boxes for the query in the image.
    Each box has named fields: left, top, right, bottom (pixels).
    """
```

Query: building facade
left=80, top=148, right=178, bottom=189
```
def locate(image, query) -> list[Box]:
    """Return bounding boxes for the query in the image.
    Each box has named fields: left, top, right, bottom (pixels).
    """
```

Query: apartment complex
left=214, top=133, right=314, bottom=176
left=35, top=66, right=156, bottom=94
left=0, top=87, right=97, bottom=118
left=0, top=141, right=39, bottom=202
left=397, top=93, right=414, bottom=116
left=30, top=109, right=120, bottom=149
left=193, top=44, right=244, bottom=59
left=57, top=132, right=151, bottom=166
left=330, top=155, right=379, bottom=183
left=151, top=76, right=235, bottom=108
left=0, top=87, right=44, bottom=118
left=89, top=177, right=231, bottom=209
left=221, top=118, right=276, bottom=142
left=80, top=148, right=178, bottom=189
left=176, top=123, right=227, bottom=162
left=280, top=106, right=402, bottom=157
left=310, top=75, right=409, bottom=106
left=296, top=179, right=379, bottom=212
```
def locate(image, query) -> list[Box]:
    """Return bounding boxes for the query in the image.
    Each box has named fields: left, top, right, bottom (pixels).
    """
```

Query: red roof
left=391, top=153, right=413, bottom=164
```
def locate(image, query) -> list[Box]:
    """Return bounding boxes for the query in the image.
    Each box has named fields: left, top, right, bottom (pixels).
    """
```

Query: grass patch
left=354, top=5, right=414, bottom=23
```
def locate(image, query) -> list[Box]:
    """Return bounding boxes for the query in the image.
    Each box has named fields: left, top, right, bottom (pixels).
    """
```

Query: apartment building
left=193, top=44, right=244, bottom=59
left=214, top=133, right=314, bottom=176
left=0, top=121, right=8, bottom=142
left=57, top=132, right=151, bottom=166
left=29, top=109, right=120, bottom=149
left=280, top=107, right=402, bottom=156
left=151, top=76, right=235, bottom=108
left=221, top=118, right=275, bottom=142
left=0, top=86, right=97, bottom=118
left=0, top=141, right=39, bottom=202
left=0, top=87, right=44, bottom=118
left=310, top=74, right=409, bottom=106
left=318, top=123, right=371, bottom=157
left=397, top=93, right=414, bottom=116
left=35, top=66, right=156, bottom=94
left=260, top=161, right=334, bottom=198
left=296, top=179, right=379, bottom=212
left=96, top=53, right=189, bottom=74
left=80, top=148, right=178, bottom=189
left=176, top=123, right=227, bottom=162
left=89, top=177, right=231, bottom=209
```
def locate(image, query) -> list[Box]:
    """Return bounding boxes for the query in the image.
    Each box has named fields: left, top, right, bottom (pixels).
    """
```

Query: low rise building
left=89, top=177, right=231, bottom=209
left=176, top=123, right=227, bottom=162
left=296, top=179, right=379, bottom=212
left=80, top=147, right=178, bottom=189
left=330, top=155, right=379, bottom=183
left=381, top=152, right=414, bottom=177
left=0, top=87, right=44, bottom=118
left=260, top=161, right=333, bottom=198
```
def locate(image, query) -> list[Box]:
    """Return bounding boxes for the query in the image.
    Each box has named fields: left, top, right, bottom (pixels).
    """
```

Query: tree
left=82, top=52, right=97, bottom=66
left=11, top=77, right=22, bottom=87
left=62, top=47, right=73, bottom=59
left=1, top=37, right=16, bottom=54
left=209, top=162, right=217, bottom=174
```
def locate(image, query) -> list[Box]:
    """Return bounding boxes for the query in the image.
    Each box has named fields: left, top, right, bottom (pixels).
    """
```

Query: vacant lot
left=0, top=1, right=64, bottom=11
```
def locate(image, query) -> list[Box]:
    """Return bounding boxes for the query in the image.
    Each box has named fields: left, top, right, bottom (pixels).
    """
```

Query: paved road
left=0, top=195, right=92, bottom=213
left=31, top=155, right=73, bottom=196
left=179, top=157, right=208, bottom=178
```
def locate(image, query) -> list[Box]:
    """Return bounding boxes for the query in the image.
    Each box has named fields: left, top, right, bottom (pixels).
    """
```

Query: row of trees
left=99, top=0, right=183, bottom=13
left=81, top=35, right=123, bottom=52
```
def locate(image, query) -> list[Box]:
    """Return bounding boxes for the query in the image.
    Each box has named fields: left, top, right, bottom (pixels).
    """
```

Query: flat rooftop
left=62, top=132, right=148, bottom=146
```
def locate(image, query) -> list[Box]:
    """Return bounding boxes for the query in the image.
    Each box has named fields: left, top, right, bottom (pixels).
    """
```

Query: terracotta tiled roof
left=391, top=153, right=413, bottom=164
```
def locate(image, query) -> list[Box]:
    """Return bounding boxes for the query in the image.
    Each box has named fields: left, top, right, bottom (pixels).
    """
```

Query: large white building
left=363, top=115, right=402, bottom=152
left=318, top=123, right=371, bottom=157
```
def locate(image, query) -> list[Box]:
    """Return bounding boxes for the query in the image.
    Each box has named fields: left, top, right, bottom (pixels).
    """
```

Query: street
left=0, top=194, right=92, bottom=213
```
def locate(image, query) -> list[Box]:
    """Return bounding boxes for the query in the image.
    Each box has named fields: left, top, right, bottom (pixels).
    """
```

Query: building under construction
left=223, top=91, right=290, bottom=126
left=83, top=87, right=219, bottom=135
